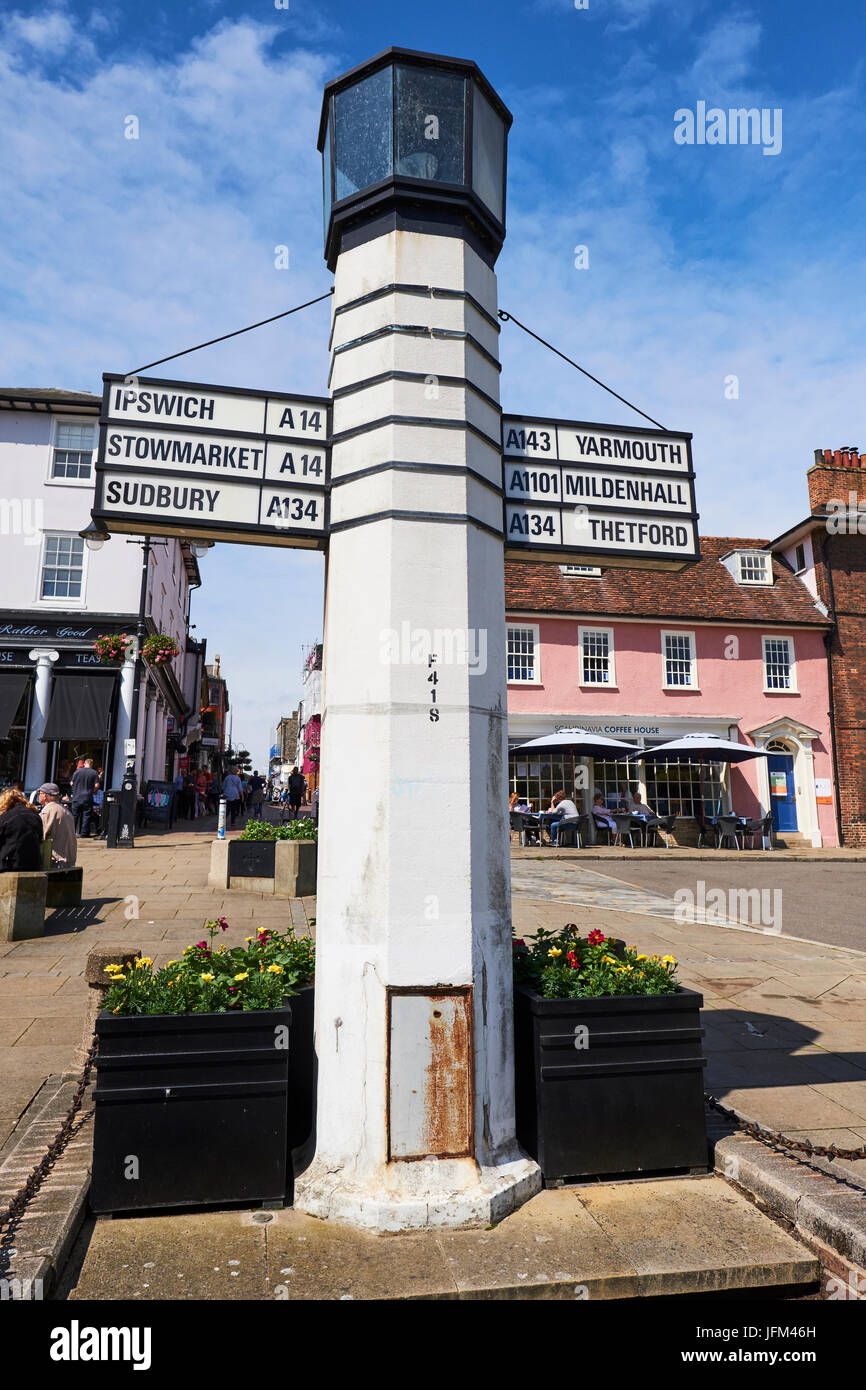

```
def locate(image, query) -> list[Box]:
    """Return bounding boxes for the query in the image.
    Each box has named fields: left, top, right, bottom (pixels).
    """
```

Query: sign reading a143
left=502, top=414, right=700, bottom=571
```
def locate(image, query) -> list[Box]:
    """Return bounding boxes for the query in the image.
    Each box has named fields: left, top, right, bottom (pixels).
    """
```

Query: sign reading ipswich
left=502, top=415, right=700, bottom=571
left=93, top=375, right=330, bottom=549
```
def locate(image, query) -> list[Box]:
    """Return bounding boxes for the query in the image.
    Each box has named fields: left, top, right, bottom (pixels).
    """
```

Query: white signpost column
left=294, top=49, right=541, bottom=1229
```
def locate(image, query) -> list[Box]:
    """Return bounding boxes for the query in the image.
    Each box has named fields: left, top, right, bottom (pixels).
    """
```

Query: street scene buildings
left=0, top=2, right=864, bottom=1344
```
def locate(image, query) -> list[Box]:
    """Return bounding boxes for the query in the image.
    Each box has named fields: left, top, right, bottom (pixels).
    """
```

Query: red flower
left=512, top=939, right=526, bottom=948
left=566, top=950, right=579, bottom=969
left=587, top=929, right=605, bottom=946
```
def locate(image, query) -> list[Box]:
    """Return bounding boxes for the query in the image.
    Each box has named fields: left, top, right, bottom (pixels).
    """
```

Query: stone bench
left=0, top=866, right=85, bottom=940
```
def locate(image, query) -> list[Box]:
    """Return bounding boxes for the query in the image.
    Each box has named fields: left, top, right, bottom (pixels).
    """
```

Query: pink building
left=505, top=536, right=838, bottom=846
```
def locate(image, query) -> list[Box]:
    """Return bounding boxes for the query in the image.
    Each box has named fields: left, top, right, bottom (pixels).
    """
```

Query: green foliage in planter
left=103, top=918, right=315, bottom=1016
left=239, top=818, right=317, bottom=842
left=513, top=923, right=679, bottom=1000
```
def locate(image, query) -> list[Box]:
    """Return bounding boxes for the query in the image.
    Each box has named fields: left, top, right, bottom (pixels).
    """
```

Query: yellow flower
left=135, top=957, right=152, bottom=968
left=183, top=946, right=196, bottom=955
left=112, top=1006, right=122, bottom=1014
left=547, top=947, right=562, bottom=958
left=216, top=945, right=227, bottom=954
left=105, top=963, right=122, bottom=972
left=200, top=972, right=215, bottom=983
left=661, top=955, right=677, bottom=966
left=234, top=972, right=249, bottom=982
left=602, top=954, right=618, bottom=965
left=245, top=936, right=253, bottom=942
left=267, top=964, right=283, bottom=975
left=112, top=974, right=127, bottom=983
left=636, top=954, right=648, bottom=962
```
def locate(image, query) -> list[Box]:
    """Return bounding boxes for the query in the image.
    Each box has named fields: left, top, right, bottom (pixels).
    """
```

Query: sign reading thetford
left=93, top=374, right=330, bottom=549
left=502, top=414, right=700, bottom=570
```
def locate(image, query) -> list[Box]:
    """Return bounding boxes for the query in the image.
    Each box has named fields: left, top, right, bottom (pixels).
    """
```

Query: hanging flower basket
left=93, top=633, right=133, bottom=664
left=142, top=633, right=180, bottom=666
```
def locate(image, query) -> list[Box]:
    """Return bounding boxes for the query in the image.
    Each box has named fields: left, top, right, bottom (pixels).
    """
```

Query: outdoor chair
left=696, top=817, right=719, bottom=848
left=612, top=813, right=636, bottom=848
left=716, top=814, right=743, bottom=850
left=649, top=814, right=677, bottom=848
left=554, top=816, right=582, bottom=849
left=510, top=811, right=541, bottom=847
left=742, top=813, right=773, bottom=849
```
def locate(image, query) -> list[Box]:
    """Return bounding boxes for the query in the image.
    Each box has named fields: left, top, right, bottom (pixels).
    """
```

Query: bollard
left=218, top=797, right=227, bottom=839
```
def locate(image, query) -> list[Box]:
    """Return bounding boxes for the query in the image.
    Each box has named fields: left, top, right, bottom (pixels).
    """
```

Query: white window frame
left=762, top=635, right=797, bottom=693
left=735, top=551, right=773, bottom=586
left=578, top=625, right=616, bottom=687
left=793, top=543, right=806, bottom=574
left=46, top=416, right=97, bottom=487
left=661, top=628, right=698, bottom=689
left=506, top=622, right=541, bottom=685
left=559, top=564, right=602, bottom=577
left=36, top=530, right=88, bottom=607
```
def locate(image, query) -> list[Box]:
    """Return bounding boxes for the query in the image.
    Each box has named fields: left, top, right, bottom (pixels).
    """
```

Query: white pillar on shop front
left=24, top=648, right=59, bottom=790
left=143, top=692, right=158, bottom=784
left=111, top=652, right=136, bottom=787
left=295, top=228, right=540, bottom=1227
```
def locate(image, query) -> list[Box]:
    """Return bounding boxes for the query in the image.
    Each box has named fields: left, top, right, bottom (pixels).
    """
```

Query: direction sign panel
left=93, top=375, right=330, bottom=549
left=502, top=415, right=700, bottom=570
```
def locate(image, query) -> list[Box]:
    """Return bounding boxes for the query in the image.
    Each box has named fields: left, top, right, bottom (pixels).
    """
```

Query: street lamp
left=79, top=517, right=111, bottom=552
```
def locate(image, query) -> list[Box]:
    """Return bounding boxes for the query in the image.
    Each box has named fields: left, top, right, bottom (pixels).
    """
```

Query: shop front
left=508, top=714, right=739, bottom=821
left=0, top=613, right=130, bottom=791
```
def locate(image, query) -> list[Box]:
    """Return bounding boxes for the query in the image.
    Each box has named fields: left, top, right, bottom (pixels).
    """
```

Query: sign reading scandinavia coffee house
left=93, top=377, right=699, bottom=572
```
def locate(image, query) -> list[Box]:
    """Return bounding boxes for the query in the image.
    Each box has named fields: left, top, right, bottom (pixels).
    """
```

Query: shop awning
left=0, top=673, right=29, bottom=740
left=41, top=674, right=115, bottom=742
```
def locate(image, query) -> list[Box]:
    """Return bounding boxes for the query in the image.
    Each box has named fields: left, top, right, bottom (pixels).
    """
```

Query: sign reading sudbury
left=502, top=414, right=699, bottom=570
left=94, top=374, right=330, bottom=549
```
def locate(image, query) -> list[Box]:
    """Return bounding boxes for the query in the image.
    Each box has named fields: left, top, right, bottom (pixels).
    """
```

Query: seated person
left=509, top=792, right=532, bottom=814
left=0, top=788, right=44, bottom=871
left=37, top=783, right=77, bottom=868
left=546, top=789, right=580, bottom=844
left=591, top=793, right=617, bottom=833
left=630, top=791, right=657, bottom=821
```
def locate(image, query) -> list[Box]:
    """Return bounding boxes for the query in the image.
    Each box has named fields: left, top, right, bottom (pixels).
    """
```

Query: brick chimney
left=808, top=446, right=864, bottom=511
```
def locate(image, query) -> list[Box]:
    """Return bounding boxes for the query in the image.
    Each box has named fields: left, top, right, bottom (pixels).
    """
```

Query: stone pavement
left=3, top=828, right=866, bottom=1193
left=0, top=816, right=313, bottom=1154
left=66, top=1176, right=818, bottom=1301
left=512, top=860, right=866, bottom=1190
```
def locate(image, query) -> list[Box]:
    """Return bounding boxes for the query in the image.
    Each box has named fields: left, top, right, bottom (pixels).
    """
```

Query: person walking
left=222, top=766, right=243, bottom=827
left=195, top=768, right=209, bottom=819
left=287, top=766, right=306, bottom=820
left=70, top=758, right=99, bottom=838
left=37, top=783, right=77, bottom=868
left=0, top=788, right=44, bottom=871
left=249, top=770, right=266, bottom=820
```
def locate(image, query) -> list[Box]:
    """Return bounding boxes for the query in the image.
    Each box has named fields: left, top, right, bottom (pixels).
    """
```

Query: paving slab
left=67, top=1177, right=817, bottom=1301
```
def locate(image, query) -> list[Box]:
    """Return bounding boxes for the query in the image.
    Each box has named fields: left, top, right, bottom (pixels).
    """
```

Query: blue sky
left=1, top=0, right=864, bottom=764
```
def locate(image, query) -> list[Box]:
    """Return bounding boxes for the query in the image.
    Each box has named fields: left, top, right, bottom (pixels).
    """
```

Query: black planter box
left=228, top=839, right=276, bottom=878
left=514, top=983, right=708, bottom=1182
left=287, top=984, right=316, bottom=1156
left=91, top=1003, right=291, bottom=1214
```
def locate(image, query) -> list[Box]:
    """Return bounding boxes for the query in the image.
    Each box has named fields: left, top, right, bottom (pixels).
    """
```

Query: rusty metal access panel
left=387, top=987, right=473, bottom=1161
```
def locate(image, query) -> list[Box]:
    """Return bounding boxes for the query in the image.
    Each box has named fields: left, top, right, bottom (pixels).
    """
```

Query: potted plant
left=93, top=632, right=133, bottom=663
left=142, top=632, right=180, bottom=666
left=214, top=818, right=318, bottom=897
left=513, top=924, right=707, bottom=1182
left=90, top=917, right=315, bottom=1214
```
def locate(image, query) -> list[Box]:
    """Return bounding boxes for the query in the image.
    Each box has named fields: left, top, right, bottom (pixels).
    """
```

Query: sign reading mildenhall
left=93, top=374, right=330, bottom=550
left=502, top=414, right=700, bottom=571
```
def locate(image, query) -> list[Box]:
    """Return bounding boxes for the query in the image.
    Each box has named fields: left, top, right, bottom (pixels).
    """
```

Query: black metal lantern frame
left=318, top=47, right=512, bottom=270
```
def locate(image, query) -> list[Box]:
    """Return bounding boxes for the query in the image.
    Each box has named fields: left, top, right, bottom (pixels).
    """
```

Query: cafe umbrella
left=510, top=727, right=638, bottom=824
left=627, top=732, right=768, bottom=821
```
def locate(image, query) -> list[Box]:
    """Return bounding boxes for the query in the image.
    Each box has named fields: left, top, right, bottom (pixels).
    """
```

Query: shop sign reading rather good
left=502, top=414, right=700, bottom=570
left=93, top=375, right=330, bottom=549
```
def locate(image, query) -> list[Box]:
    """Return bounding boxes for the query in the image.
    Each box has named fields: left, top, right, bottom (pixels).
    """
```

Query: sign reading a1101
left=502, top=414, right=700, bottom=571
left=93, top=374, right=330, bottom=550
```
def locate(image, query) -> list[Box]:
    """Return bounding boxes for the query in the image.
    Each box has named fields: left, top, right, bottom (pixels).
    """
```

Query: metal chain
left=705, top=1090, right=866, bottom=1163
left=0, top=1037, right=98, bottom=1255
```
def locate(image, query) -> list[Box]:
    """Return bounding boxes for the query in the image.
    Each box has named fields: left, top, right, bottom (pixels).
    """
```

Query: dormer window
left=734, top=551, right=772, bottom=586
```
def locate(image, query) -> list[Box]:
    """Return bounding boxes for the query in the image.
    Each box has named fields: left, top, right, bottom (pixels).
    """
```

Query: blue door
left=767, top=753, right=797, bottom=832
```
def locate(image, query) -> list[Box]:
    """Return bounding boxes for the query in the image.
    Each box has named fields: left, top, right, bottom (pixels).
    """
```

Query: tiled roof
left=505, top=536, right=830, bottom=627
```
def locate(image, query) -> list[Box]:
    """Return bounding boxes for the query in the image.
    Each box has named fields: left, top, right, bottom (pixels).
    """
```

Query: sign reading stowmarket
left=93, top=374, right=330, bottom=549
left=502, top=415, right=700, bottom=571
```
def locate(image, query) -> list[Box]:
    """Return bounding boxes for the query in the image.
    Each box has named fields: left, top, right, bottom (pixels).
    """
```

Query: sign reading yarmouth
left=93, top=374, right=330, bottom=549
left=502, top=414, right=700, bottom=570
